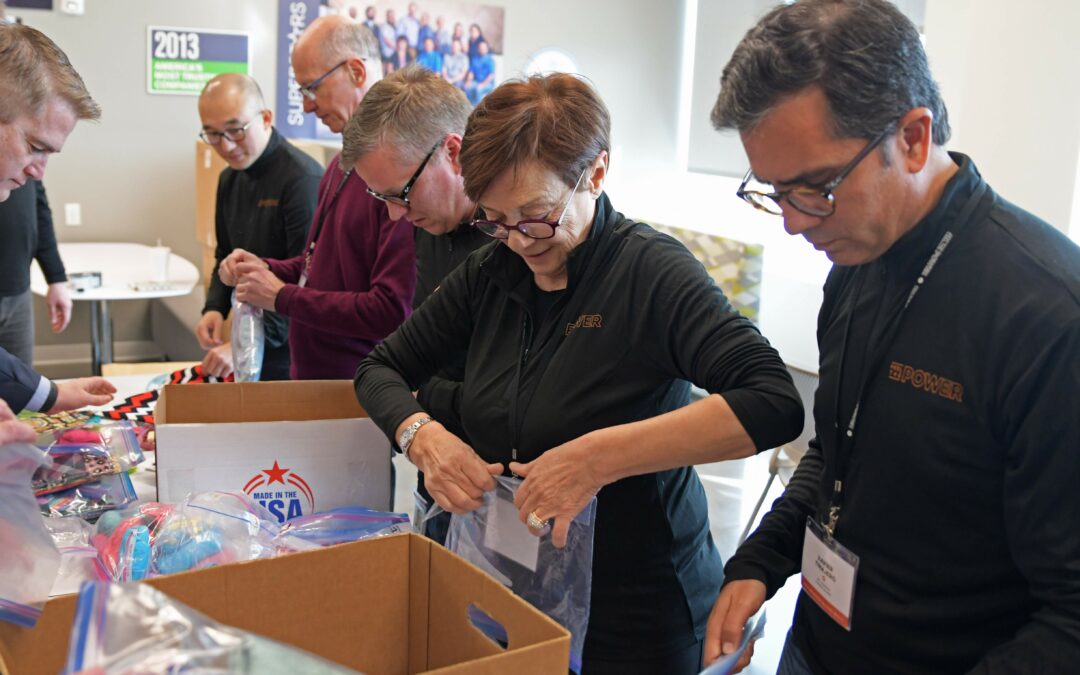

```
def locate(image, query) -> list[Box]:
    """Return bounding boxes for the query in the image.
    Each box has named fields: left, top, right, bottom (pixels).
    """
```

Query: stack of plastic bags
left=32, top=418, right=144, bottom=520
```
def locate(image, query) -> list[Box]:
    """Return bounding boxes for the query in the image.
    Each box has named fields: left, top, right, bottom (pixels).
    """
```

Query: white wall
left=923, top=0, right=1080, bottom=235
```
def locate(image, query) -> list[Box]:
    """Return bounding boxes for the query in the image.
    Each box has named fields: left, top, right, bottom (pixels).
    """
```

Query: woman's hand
left=406, top=418, right=502, bottom=514
left=509, top=433, right=605, bottom=549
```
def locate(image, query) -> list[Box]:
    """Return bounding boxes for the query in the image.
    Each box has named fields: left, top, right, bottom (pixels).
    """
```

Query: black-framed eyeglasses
left=366, top=137, right=445, bottom=208
left=736, top=127, right=892, bottom=217
left=299, top=61, right=347, bottom=101
left=199, top=116, right=260, bottom=145
left=470, top=168, right=587, bottom=240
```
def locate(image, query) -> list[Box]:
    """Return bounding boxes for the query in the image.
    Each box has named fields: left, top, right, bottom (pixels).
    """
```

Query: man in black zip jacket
left=343, top=65, right=489, bottom=542
left=195, top=74, right=322, bottom=380
left=705, top=1, right=1080, bottom=673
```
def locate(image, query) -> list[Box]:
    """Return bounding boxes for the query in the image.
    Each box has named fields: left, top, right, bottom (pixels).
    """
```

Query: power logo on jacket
left=565, top=313, right=603, bottom=336
left=888, top=361, right=964, bottom=403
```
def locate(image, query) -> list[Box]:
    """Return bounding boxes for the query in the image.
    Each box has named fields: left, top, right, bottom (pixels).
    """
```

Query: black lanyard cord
left=303, top=161, right=353, bottom=277
left=824, top=181, right=989, bottom=535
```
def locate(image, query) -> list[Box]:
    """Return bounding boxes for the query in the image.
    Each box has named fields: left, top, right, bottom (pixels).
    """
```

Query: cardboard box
left=155, top=380, right=391, bottom=519
left=0, top=533, right=571, bottom=674
left=290, top=138, right=341, bottom=168
left=194, top=140, right=228, bottom=250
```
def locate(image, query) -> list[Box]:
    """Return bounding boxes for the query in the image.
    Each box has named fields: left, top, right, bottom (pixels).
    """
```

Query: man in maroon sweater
left=219, top=15, right=415, bottom=380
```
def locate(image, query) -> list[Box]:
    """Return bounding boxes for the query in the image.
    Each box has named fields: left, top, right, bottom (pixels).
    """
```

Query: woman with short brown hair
left=355, top=73, right=802, bottom=673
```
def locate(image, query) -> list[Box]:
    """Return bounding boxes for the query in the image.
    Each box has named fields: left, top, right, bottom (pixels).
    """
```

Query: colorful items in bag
left=279, top=506, right=412, bottom=547
left=148, top=492, right=311, bottom=577
left=36, top=419, right=145, bottom=470
left=18, top=409, right=98, bottom=435
left=37, top=472, right=137, bottom=520
left=31, top=445, right=121, bottom=496
left=92, top=503, right=174, bottom=581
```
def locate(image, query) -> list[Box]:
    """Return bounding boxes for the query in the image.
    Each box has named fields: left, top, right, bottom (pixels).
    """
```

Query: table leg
left=88, top=299, right=114, bottom=376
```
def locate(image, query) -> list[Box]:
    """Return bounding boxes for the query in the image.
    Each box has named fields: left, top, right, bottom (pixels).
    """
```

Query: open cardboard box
left=155, top=380, right=392, bottom=519
left=0, top=533, right=570, bottom=674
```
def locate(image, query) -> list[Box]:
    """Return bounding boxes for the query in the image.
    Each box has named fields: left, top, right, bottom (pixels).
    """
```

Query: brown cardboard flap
left=425, top=545, right=569, bottom=674
left=157, top=380, right=366, bottom=424
left=0, top=533, right=570, bottom=675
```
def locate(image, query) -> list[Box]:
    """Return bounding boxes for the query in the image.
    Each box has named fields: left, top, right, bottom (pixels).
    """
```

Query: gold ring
left=527, top=511, right=548, bottom=530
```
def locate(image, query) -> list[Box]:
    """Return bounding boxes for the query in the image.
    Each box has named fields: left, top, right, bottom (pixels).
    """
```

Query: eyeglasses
left=299, top=61, right=347, bottom=101
left=199, top=117, right=260, bottom=145
left=736, top=128, right=891, bottom=218
left=471, top=168, right=588, bottom=240
left=366, top=137, right=445, bottom=208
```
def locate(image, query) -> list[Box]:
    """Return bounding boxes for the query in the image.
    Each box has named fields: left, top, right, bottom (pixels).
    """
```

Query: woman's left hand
left=509, top=434, right=604, bottom=549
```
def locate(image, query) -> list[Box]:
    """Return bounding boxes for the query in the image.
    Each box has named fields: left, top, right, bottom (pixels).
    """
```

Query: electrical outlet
left=64, top=203, right=82, bottom=226
left=61, top=0, right=85, bottom=16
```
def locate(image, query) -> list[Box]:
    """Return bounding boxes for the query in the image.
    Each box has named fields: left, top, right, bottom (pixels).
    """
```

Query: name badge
left=801, top=517, right=859, bottom=630
left=298, top=271, right=308, bottom=288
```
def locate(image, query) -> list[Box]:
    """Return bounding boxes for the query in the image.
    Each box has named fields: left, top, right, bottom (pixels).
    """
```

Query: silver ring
left=527, top=511, right=548, bottom=530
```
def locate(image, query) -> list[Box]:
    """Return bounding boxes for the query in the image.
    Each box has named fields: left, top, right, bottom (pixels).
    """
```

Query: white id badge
left=298, top=271, right=308, bottom=288
left=483, top=493, right=539, bottom=572
left=801, top=517, right=860, bottom=630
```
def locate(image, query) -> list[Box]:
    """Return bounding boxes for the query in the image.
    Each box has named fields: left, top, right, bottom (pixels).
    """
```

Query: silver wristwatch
left=397, top=416, right=432, bottom=460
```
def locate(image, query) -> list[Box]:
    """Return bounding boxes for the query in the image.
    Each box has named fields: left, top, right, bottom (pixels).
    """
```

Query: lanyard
left=302, top=160, right=353, bottom=279
left=824, top=181, right=988, bottom=536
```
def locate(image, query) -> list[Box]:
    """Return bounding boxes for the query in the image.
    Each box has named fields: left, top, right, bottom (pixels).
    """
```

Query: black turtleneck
left=203, top=128, right=323, bottom=378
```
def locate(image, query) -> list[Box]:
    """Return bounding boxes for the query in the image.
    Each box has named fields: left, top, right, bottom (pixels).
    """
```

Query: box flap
left=423, top=545, right=570, bottom=674
left=157, top=380, right=367, bottom=424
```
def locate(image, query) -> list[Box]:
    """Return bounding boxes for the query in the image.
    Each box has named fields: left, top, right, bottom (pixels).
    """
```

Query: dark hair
left=712, top=0, right=950, bottom=145
left=459, top=73, right=610, bottom=201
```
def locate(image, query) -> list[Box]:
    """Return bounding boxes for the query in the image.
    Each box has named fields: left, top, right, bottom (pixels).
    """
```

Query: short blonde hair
left=0, top=23, right=100, bottom=124
left=342, top=64, right=470, bottom=167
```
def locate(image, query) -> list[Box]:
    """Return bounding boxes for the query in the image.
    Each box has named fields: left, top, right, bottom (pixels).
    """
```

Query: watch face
left=523, top=48, right=579, bottom=76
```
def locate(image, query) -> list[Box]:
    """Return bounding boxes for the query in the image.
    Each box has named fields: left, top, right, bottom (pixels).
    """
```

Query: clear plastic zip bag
left=445, top=476, right=597, bottom=673
left=64, top=581, right=363, bottom=674
left=278, top=506, right=412, bottom=547
left=232, top=289, right=265, bottom=382
left=0, top=444, right=60, bottom=627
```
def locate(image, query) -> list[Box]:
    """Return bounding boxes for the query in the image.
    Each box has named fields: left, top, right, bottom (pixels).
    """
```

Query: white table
left=31, top=243, right=199, bottom=375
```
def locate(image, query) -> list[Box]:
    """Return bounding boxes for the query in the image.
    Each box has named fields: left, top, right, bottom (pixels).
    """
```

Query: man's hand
left=201, top=342, right=234, bottom=379
left=0, top=399, right=35, bottom=444
left=509, top=434, right=603, bottom=549
left=49, top=377, right=117, bottom=413
left=218, top=248, right=267, bottom=287
left=703, top=579, right=767, bottom=671
left=195, top=311, right=225, bottom=350
left=46, top=282, right=72, bottom=333
left=402, top=416, right=502, bottom=514
left=235, top=262, right=285, bottom=312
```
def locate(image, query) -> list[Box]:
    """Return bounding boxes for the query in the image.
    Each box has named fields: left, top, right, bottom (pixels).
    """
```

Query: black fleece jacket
left=725, top=154, right=1080, bottom=674
left=356, top=193, right=802, bottom=658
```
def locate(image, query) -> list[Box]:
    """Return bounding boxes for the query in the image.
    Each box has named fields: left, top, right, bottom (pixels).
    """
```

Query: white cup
left=151, top=246, right=171, bottom=282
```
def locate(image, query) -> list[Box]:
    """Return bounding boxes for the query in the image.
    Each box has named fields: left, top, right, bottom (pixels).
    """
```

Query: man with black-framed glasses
left=217, top=14, right=415, bottom=385
left=195, top=73, right=322, bottom=381
left=705, top=1, right=1080, bottom=673
left=343, top=65, right=491, bottom=542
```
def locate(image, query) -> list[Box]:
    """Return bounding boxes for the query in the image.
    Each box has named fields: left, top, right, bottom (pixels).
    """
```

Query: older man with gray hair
left=218, top=15, right=415, bottom=382
left=0, top=22, right=115, bottom=436
left=343, top=64, right=489, bottom=542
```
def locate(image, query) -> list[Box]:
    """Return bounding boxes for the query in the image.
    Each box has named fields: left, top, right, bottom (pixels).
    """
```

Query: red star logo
left=262, top=460, right=289, bottom=485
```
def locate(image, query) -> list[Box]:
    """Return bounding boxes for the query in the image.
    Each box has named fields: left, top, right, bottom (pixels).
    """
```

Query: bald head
left=198, top=74, right=273, bottom=171
left=292, top=15, right=381, bottom=134
left=295, top=15, right=380, bottom=66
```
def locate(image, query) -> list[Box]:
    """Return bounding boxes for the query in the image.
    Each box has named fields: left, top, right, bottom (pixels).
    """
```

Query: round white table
left=31, top=243, right=199, bottom=375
